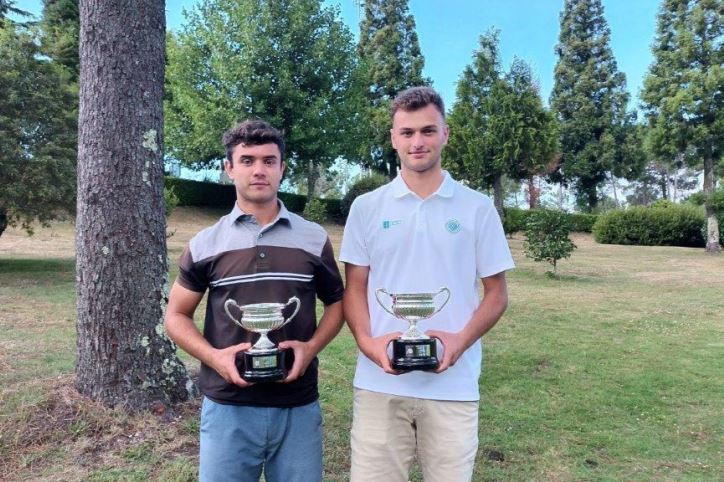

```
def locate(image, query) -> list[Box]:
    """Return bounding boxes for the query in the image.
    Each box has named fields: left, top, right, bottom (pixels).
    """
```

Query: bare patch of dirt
left=0, top=376, right=201, bottom=482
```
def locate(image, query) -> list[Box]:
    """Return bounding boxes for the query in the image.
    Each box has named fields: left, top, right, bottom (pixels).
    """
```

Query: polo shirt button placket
left=416, top=204, right=427, bottom=233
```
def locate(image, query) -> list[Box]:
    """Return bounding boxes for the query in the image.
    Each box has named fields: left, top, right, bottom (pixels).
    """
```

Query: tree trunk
left=493, top=174, right=504, bottom=221
left=306, top=159, right=318, bottom=202
left=387, top=150, right=398, bottom=180
left=76, top=0, right=195, bottom=411
left=610, top=173, right=619, bottom=208
left=659, top=168, right=669, bottom=200
left=672, top=167, right=679, bottom=202
left=0, top=207, right=6, bottom=238
left=526, top=175, right=540, bottom=209
left=703, top=155, right=721, bottom=253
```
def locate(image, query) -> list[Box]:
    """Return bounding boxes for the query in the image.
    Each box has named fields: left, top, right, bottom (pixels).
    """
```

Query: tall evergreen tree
left=77, top=0, right=194, bottom=410
left=358, top=0, right=428, bottom=178
left=0, top=0, right=30, bottom=25
left=40, top=0, right=79, bottom=81
left=446, top=31, right=557, bottom=219
left=0, top=23, right=76, bottom=239
left=642, top=0, right=722, bottom=252
left=165, top=0, right=361, bottom=199
left=550, top=0, right=632, bottom=211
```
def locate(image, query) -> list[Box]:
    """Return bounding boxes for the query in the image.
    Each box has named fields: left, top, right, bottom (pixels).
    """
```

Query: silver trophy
left=224, top=296, right=301, bottom=382
left=375, top=288, right=450, bottom=371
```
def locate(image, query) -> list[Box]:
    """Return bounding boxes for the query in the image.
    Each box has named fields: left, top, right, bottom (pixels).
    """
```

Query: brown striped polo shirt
left=177, top=201, right=344, bottom=407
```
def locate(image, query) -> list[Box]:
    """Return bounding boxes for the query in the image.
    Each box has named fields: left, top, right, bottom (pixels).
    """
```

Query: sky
left=18, top=0, right=661, bottom=110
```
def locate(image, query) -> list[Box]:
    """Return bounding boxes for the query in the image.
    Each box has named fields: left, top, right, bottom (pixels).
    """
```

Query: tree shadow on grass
left=0, top=258, right=75, bottom=274
left=511, top=267, right=601, bottom=284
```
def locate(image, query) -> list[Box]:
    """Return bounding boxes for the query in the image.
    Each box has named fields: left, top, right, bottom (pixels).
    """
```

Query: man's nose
left=251, top=162, right=266, bottom=176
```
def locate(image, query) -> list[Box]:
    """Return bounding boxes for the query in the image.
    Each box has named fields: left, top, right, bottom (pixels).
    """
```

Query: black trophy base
left=239, top=349, right=288, bottom=382
left=391, top=338, right=439, bottom=371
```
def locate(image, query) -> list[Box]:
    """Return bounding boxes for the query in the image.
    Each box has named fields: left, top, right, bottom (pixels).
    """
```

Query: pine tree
left=641, top=0, right=722, bottom=253
left=0, top=0, right=30, bottom=25
left=358, top=0, right=428, bottom=178
left=550, top=0, right=631, bottom=212
left=165, top=0, right=361, bottom=199
left=446, top=31, right=557, bottom=219
left=40, top=0, right=79, bottom=81
left=0, top=24, right=76, bottom=239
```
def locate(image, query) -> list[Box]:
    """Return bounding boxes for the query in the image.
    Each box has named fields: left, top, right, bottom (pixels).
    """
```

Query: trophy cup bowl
left=224, top=296, right=300, bottom=382
left=375, top=288, right=450, bottom=371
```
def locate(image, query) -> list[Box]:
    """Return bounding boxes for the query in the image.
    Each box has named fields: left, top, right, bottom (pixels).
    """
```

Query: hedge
left=592, top=204, right=708, bottom=247
left=164, top=177, right=236, bottom=207
left=504, top=207, right=598, bottom=234
left=165, top=177, right=305, bottom=211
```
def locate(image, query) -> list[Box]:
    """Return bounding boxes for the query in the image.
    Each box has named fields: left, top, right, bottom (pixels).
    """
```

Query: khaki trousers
left=350, top=388, right=479, bottom=482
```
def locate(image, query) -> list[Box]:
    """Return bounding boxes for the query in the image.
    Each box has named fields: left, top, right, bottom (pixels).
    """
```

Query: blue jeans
left=199, top=397, right=323, bottom=482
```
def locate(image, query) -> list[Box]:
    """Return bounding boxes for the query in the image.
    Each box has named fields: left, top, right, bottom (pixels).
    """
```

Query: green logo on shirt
left=446, top=219, right=461, bottom=233
left=382, top=220, right=402, bottom=229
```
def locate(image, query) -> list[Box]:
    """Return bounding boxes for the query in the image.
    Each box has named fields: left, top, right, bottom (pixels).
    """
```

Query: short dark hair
left=222, top=119, right=285, bottom=163
left=391, top=86, right=445, bottom=119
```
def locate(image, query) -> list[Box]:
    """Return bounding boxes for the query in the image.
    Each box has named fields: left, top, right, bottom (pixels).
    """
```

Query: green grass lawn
left=1, top=209, right=722, bottom=481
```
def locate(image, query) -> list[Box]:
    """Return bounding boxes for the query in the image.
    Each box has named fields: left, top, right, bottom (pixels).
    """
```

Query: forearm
left=458, top=285, right=508, bottom=350
left=306, top=300, right=344, bottom=355
left=343, top=286, right=373, bottom=344
left=165, top=313, right=217, bottom=367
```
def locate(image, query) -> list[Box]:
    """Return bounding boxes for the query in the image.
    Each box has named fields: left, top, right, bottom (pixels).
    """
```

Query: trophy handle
left=224, top=299, right=244, bottom=327
left=433, top=287, right=451, bottom=316
left=283, top=296, right=301, bottom=325
left=375, top=288, right=396, bottom=317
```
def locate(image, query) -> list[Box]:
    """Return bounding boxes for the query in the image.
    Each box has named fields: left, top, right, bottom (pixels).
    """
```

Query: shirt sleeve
left=176, top=245, right=209, bottom=293
left=315, top=237, right=345, bottom=305
left=339, top=198, right=370, bottom=266
left=475, top=204, right=516, bottom=278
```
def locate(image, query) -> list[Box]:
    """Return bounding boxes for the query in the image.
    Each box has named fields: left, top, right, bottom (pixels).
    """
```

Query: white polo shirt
left=339, top=171, right=515, bottom=401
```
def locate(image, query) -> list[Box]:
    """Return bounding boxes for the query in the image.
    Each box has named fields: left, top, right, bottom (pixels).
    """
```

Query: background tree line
left=0, top=0, right=720, bottom=412
left=2, top=0, right=720, bottom=244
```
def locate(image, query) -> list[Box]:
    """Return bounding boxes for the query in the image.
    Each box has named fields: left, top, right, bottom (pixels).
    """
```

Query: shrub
left=523, top=209, right=576, bottom=274
left=163, top=186, right=179, bottom=217
left=503, top=207, right=531, bottom=236
left=567, top=213, right=598, bottom=232
left=341, top=173, right=388, bottom=220
left=592, top=204, right=706, bottom=247
left=503, top=208, right=596, bottom=235
left=302, top=197, right=327, bottom=224
left=320, top=198, right=343, bottom=223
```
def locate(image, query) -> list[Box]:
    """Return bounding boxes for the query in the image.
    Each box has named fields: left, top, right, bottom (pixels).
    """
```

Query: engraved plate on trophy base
left=392, top=338, right=439, bottom=371
left=239, top=349, right=288, bottom=382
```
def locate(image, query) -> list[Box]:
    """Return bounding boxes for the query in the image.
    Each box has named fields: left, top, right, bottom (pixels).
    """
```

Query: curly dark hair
left=222, top=119, right=285, bottom=163
left=390, top=86, right=445, bottom=119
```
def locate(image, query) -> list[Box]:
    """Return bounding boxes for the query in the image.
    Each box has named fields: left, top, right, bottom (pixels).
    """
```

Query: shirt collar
left=392, top=170, right=456, bottom=199
left=228, top=199, right=291, bottom=227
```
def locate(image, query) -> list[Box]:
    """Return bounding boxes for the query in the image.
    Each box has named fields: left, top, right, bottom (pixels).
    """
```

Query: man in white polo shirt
left=340, top=86, right=515, bottom=482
